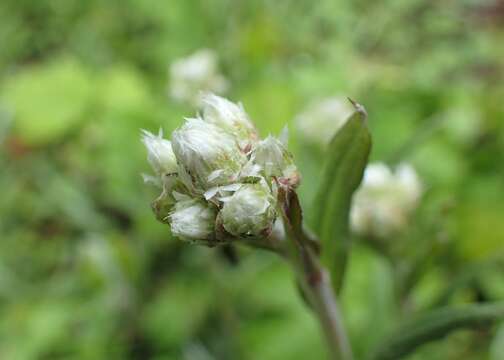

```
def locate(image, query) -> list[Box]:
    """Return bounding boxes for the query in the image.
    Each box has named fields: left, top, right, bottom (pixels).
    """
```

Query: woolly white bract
left=201, top=93, right=258, bottom=150
left=169, top=49, right=228, bottom=106
left=220, top=182, right=276, bottom=237
left=350, top=162, right=423, bottom=238
left=252, top=136, right=300, bottom=187
left=169, top=198, right=217, bottom=242
left=295, top=97, right=353, bottom=146
left=141, top=129, right=178, bottom=176
left=171, top=118, right=247, bottom=191
left=142, top=93, right=300, bottom=244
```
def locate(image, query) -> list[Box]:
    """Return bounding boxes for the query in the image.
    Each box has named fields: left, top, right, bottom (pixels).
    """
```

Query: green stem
left=284, top=231, right=353, bottom=360
left=275, top=187, right=353, bottom=359
left=299, top=256, right=353, bottom=360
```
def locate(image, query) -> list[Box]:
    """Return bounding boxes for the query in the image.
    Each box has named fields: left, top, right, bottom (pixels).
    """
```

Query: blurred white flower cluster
left=142, top=93, right=299, bottom=245
left=295, top=96, right=354, bottom=146
left=168, top=49, right=229, bottom=106
left=350, top=163, right=423, bottom=238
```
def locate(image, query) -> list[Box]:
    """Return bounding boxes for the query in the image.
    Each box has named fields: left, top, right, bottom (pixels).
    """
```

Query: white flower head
left=350, top=162, right=423, bottom=238
left=252, top=135, right=300, bottom=187
left=295, top=97, right=354, bottom=145
left=219, top=181, right=276, bottom=237
left=169, top=49, right=228, bottom=106
left=396, top=163, right=423, bottom=208
left=141, top=129, right=178, bottom=176
left=171, top=118, right=247, bottom=192
left=201, top=93, right=258, bottom=151
left=143, top=94, right=301, bottom=246
left=169, top=198, right=217, bottom=242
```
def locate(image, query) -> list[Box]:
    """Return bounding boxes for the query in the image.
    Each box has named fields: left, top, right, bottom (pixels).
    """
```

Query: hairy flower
left=169, top=196, right=217, bottom=243
left=169, top=49, right=228, bottom=106
left=295, top=97, right=353, bottom=146
left=171, top=118, right=247, bottom=192
left=252, top=136, right=300, bottom=187
left=141, top=129, right=178, bottom=177
left=201, top=93, right=258, bottom=150
left=219, top=182, right=276, bottom=237
left=350, top=163, right=423, bottom=238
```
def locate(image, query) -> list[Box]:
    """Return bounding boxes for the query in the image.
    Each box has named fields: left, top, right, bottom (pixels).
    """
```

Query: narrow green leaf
left=313, top=101, right=371, bottom=293
left=370, top=302, right=504, bottom=360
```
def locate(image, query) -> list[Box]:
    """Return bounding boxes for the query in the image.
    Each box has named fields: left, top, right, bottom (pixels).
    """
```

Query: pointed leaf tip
left=347, top=97, right=368, bottom=119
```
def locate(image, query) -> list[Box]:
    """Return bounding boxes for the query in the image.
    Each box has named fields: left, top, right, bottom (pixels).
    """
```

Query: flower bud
left=219, top=182, right=276, bottom=237
left=151, top=187, right=174, bottom=224
left=252, top=135, right=300, bottom=187
left=201, top=93, right=258, bottom=151
left=150, top=175, right=188, bottom=223
left=171, top=118, right=247, bottom=192
left=141, top=129, right=178, bottom=176
left=295, top=97, right=353, bottom=146
left=350, top=162, right=423, bottom=238
left=169, top=196, right=217, bottom=243
left=169, top=49, right=228, bottom=106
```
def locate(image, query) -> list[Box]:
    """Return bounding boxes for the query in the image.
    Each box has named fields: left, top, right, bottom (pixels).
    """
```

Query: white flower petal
left=279, top=126, right=289, bottom=146
left=141, top=128, right=178, bottom=176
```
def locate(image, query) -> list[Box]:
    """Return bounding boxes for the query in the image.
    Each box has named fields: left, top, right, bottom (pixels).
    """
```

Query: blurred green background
left=1, top=1, right=504, bottom=359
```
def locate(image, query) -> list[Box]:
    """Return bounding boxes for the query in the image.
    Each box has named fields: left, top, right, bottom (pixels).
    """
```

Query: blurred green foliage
left=1, top=0, right=503, bottom=359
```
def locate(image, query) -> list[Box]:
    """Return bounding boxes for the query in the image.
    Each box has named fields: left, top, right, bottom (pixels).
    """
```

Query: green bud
left=150, top=175, right=184, bottom=223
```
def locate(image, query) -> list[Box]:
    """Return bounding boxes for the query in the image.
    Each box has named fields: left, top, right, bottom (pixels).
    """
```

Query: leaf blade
left=313, top=103, right=371, bottom=293
left=369, top=302, right=504, bottom=360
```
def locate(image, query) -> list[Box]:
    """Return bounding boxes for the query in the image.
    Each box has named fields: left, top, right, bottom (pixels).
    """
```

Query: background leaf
left=2, top=58, right=94, bottom=146
left=370, top=303, right=504, bottom=360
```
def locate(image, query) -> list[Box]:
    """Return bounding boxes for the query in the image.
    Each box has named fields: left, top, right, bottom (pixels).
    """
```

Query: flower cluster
left=168, top=49, right=229, bottom=106
left=142, top=93, right=300, bottom=245
left=295, top=96, right=354, bottom=146
left=350, top=162, right=423, bottom=238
